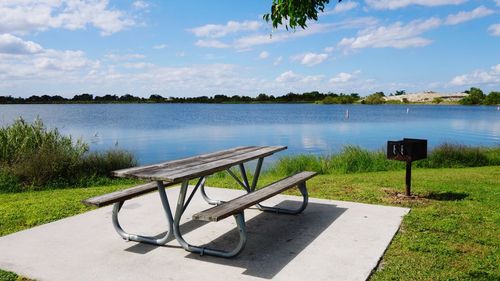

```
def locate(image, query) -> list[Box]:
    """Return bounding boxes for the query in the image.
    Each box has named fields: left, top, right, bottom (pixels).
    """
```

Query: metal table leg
left=255, top=182, right=309, bottom=214
left=173, top=181, right=247, bottom=258
left=199, top=177, right=224, bottom=205
left=233, top=158, right=309, bottom=215
left=111, top=181, right=174, bottom=245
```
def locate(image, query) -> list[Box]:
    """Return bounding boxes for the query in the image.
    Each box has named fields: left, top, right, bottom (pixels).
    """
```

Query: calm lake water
left=1, top=104, right=499, bottom=164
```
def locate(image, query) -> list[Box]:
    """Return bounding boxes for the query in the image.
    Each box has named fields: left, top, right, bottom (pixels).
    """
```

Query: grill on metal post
left=387, top=138, right=427, bottom=196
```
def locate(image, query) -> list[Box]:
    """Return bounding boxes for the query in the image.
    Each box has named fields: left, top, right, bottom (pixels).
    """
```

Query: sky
left=0, top=0, right=499, bottom=98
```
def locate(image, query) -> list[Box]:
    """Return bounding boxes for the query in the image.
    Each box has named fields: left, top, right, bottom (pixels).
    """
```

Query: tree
left=362, top=92, right=386, bottom=104
left=72, top=93, right=93, bottom=102
left=484, top=91, right=500, bottom=105
left=256, top=93, right=270, bottom=102
left=95, top=94, right=118, bottom=102
left=460, top=87, right=485, bottom=105
left=149, top=94, right=165, bottom=102
left=432, top=97, right=443, bottom=104
left=263, top=0, right=341, bottom=30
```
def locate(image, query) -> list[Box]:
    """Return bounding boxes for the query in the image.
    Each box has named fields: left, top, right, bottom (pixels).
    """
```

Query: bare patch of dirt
left=381, top=188, right=429, bottom=205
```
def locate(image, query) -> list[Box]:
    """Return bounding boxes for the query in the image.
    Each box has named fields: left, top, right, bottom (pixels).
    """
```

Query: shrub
left=417, top=143, right=498, bottom=168
left=0, top=118, right=136, bottom=192
left=362, top=92, right=386, bottom=104
left=0, top=170, right=22, bottom=193
left=460, top=87, right=485, bottom=105
left=0, top=117, right=87, bottom=165
left=0, top=118, right=88, bottom=187
left=484, top=91, right=500, bottom=105
left=269, top=154, right=327, bottom=175
left=432, top=97, right=444, bottom=104
left=268, top=144, right=499, bottom=177
left=328, top=145, right=403, bottom=173
left=79, top=150, right=137, bottom=177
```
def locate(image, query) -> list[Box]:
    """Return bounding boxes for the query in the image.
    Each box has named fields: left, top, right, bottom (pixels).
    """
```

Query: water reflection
left=0, top=104, right=498, bottom=164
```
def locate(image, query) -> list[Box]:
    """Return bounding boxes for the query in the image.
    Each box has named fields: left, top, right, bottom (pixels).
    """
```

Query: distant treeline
left=0, top=91, right=361, bottom=104
left=1, top=87, right=498, bottom=105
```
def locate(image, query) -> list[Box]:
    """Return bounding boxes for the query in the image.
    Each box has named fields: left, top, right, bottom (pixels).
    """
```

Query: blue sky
left=0, top=0, right=499, bottom=98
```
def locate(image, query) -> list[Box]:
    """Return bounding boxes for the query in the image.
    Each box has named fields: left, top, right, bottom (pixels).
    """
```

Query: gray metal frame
left=225, top=158, right=309, bottom=214
left=111, top=181, right=174, bottom=245
left=110, top=156, right=308, bottom=257
left=173, top=181, right=247, bottom=257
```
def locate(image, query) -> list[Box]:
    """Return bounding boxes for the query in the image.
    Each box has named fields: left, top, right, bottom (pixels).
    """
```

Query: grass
left=1, top=166, right=499, bottom=280
left=266, top=144, right=500, bottom=175
left=0, top=118, right=136, bottom=192
left=208, top=166, right=500, bottom=280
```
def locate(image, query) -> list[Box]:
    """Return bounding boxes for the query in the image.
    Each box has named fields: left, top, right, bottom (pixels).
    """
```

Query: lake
left=1, top=104, right=499, bottom=164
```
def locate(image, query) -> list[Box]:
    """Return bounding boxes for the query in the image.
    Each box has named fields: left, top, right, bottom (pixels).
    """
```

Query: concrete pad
left=0, top=186, right=409, bottom=281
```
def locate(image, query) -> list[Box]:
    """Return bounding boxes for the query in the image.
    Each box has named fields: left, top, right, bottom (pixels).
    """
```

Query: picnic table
left=83, top=146, right=316, bottom=258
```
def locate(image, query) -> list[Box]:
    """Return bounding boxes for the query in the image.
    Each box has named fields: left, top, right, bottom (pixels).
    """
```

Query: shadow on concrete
left=124, top=220, right=210, bottom=254
left=184, top=200, right=347, bottom=279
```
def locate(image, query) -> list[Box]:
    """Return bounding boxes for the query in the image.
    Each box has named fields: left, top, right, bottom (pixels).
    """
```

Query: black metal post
left=405, top=161, right=412, bottom=196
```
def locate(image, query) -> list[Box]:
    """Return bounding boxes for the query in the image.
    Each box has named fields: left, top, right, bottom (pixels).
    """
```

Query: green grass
left=266, top=144, right=500, bottom=175
left=0, top=118, right=136, bottom=192
left=0, top=179, right=139, bottom=237
left=208, top=166, right=500, bottom=280
left=1, top=166, right=499, bottom=280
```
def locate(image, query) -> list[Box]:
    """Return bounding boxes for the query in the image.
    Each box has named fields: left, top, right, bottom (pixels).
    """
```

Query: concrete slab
left=0, top=186, right=409, bottom=281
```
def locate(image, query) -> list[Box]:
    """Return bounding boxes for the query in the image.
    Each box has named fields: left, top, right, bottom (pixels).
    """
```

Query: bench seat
left=82, top=182, right=171, bottom=207
left=192, top=171, right=317, bottom=222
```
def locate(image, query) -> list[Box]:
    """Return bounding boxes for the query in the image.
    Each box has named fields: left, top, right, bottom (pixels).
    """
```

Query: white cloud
left=105, top=53, right=145, bottom=61
left=330, top=72, right=355, bottom=84
left=275, top=71, right=325, bottom=85
left=153, top=44, right=167, bottom=49
left=189, top=20, right=262, bottom=38
left=273, top=56, right=283, bottom=66
left=365, top=0, right=466, bottom=10
left=0, top=34, right=99, bottom=83
left=488, top=23, right=500, bottom=36
left=302, top=75, right=325, bottom=83
left=496, top=0, right=500, bottom=6
left=195, top=39, right=230, bottom=48
left=276, top=71, right=300, bottom=83
left=0, top=0, right=135, bottom=36
left=132, top=1, right=149, bottom=10
left=324, top=46, right=335, bottom=53
left=192, top=17, right=378, bottom=50
left=324, top=1, right=359, bottom=14
left=338, top=18, right=441, bottom=50
left=259, top=51, right=269, bottom=59
left=445, top=6, right=494, bottom=25
left=271, top=70, right=368, bottom=94
left=122, top=62, right=154, bottom=69
left=450, top=64, right=500, bottom=86
left=0, top=49, right=99, bottom=83
left=233, top=18, right=378, bottom=49
left=34, top=50, right=98, bottom=72
left=292, top=52, right=329, bottom=66
left=0, top=33, right=43, bottom=54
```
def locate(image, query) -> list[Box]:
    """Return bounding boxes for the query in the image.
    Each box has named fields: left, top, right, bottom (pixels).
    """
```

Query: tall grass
left=0, top=118, right=136, bottom=192
left=416, top=143, right=499, bottom=168
left=269, top=144, right=500, bottom=176
left=327, top=146, right=404, bottom=173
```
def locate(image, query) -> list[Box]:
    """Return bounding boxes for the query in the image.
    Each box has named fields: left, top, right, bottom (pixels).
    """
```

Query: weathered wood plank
left=134, top=146, right=286, bottom=182
left=82, top=181, right=174, bottom=207
left=113, top=146, right=261, bottom=179
left=192, top=171, right=317, bottom=222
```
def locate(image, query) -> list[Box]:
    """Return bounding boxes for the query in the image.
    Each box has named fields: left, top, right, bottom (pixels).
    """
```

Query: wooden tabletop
left=112, top=146, right=286, bottom=183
